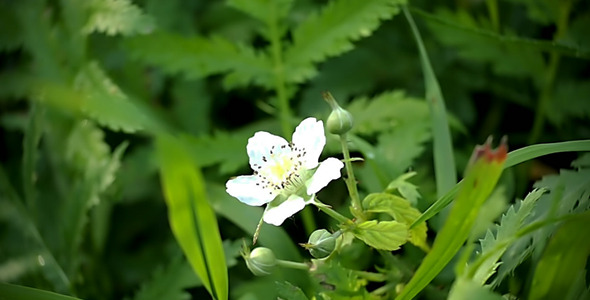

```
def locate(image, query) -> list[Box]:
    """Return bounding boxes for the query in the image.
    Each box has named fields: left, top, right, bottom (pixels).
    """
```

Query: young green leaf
left=362, top=193, right=428, bottom=251
left=352, top=220, right=408, bottom=251
left=156, top=134, right=228, bottom=300
left=396, top=138, right=507, bottom=300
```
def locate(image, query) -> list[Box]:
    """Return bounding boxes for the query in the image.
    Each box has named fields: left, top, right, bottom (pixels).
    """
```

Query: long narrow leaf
left=0, top=166, right=71, bottom=294
left=396, top=139, right=507, bottom=300
left=403, top=5, right=456, bottom=197
left=0, top=283, right=82, bottom=300
left=156, top=134, right=228, bottom=300
left=411, top=139, right=590, bottom=229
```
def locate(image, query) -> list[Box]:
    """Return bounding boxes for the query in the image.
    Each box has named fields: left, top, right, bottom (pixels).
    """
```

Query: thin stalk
left=268, top=6, right=292, bottom=137
left=268, top=5, right=316, bottom=234
left=485, top=0, right=500, bottom=32
left=314, top=201, right=351, bottom=224
left=276, top=259, right=310, bottom=271
left=528, top=0, right=571, bottom=144
left=340, top=134, right=365, bottom=220
left=352, top=270, right=387, bottom=282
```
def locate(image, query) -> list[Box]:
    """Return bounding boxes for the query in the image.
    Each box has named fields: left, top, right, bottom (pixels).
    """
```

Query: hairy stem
left=314, top=201, right=351, bottom=224
left=268, top=4, right=316, bottom=234
left=340, top=134, right=365, bottom=220
left=276, top=259, right=310, bottom=271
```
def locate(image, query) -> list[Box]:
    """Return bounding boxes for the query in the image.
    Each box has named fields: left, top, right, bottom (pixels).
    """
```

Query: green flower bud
left=323, top=91, right=353, bottom=135
left=306, top=229, right=337, bottom=259
left=244, top=247, right=277, bottom=276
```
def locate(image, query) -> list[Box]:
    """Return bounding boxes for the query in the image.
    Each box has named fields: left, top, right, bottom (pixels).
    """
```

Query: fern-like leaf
left=132, top=255, right=200, bottom=300
left=125, top=33, right=273, bottom=88
left=493, top=165, right=590, bottom=286
left=346, top=90, right=428, bottom=135
left=84, top=0, right=155, bottom=36
left=469, top=188, right=545, bottom=285
left=284, top=0, right=405, bottom=83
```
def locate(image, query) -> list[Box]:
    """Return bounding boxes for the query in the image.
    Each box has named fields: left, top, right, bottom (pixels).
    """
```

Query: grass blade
left=156, top=134, right=228, bottom=300
left=0, top=283, right=82, bottom=300
left=411, top=139, right=590, bottom=229
left=403, top=5, right=456, bottom=197
left=396, top=139, right=507, bottom=300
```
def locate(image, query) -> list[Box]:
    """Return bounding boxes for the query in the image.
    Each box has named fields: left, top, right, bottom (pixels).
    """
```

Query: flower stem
left=340, top=134, right=365, bottom=220
left=352, top=270, right=387, bottom=282
left=313, top=201, right=351, bottom=224
left=276, top=259, right=309, bottom=271
left=268, top=5, right=316, bottom=235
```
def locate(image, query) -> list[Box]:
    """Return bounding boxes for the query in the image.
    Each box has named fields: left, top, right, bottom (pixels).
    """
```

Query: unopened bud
left=304, top=229, right=336, bottom=259
left=244, top=247, right=277, bottom=276
left=323, top=91, right=353, bottom=135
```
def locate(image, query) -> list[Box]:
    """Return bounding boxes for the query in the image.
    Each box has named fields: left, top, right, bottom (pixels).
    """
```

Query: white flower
left=226, top=117, right=344, bottom=226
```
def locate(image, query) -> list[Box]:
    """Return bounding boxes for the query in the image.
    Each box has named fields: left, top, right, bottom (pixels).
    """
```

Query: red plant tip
left=470, top=136, right=509, bottom=165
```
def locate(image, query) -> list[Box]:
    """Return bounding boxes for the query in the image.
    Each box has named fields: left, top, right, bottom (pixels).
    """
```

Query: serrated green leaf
left=470, top=187, right=508, bottom=239
left=84, top=0, right=155, bottom=36
left=34, top=62, right=159, bottom=133
left=494, top=166, right=590, bottom=286
left=396, top=139, right=507, bottom=300
left=467, top=189, right=545, bottom=284
left=284, top=0, right=405, bottom=83
left=385, top=172, right=422, bottom=206
left=73, top=61, right=157, bottom=132
left=125, top=32, right=273, bottom=88
left=275, top=281, right=308, bottom=300
left=447, top=278, right=504, bottom=300
left=362, top=193, right=428, bottom=251
left=0, top=283, right=82, bottom=300
left=346, top=90, right=428, bottom=135
left=62, top=121, right=128, bottom=277
left=353, top=220, right=408, bottom=251
left=156, top=134, right=228, bottom=300
left=529, top=211, right=590, bottom=300
left=132, top=255, right=201, bottom=300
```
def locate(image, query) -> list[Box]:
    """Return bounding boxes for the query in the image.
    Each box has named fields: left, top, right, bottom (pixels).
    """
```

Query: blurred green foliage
left=1, top=0, right=589, bottom=299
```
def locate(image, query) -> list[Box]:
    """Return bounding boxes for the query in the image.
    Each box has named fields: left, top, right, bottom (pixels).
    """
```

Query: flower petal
left=263, top=194, right=307, bottom=226
left=292, top=117, right=326, bottom=169
left=226, top=175, right=276, bottom=206
left=247, top=131, right=288, bottom=171
left=306, top=157, right=344, bottom=195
